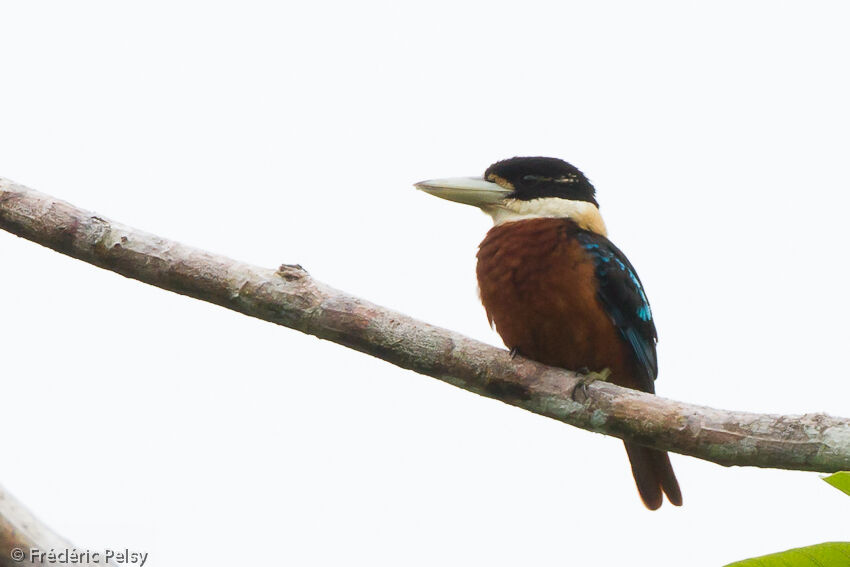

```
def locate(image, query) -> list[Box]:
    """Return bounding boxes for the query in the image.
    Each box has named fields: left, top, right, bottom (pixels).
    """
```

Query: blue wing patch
left=576, top=232, right=658, bottom=391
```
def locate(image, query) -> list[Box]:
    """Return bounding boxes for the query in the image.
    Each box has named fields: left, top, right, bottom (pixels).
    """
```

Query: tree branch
left=0, top=482, right=115, bottom=566
left=2, top=177, right=849, bottom=473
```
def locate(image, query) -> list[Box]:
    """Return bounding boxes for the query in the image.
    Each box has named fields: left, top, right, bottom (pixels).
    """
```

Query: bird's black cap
left=485, top=156, right=597, bottom=206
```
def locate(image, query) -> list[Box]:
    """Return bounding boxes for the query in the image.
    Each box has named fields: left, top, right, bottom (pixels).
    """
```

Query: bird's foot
left=509, top=347, right=520, bottom=360
left=571, top=368, right=612, bottom=402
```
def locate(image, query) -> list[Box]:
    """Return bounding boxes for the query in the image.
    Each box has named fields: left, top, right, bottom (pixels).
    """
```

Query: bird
left=414, top=156, right=682, bottom=510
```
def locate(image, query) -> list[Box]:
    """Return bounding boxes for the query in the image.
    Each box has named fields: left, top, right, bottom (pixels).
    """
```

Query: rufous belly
left=476, top=217, right=642, bottom=390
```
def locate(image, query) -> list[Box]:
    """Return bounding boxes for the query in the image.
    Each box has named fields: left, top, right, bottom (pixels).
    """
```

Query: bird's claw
left=509, top=347, right=520, bottom=360
left=571, top=368, right=612, bottom=402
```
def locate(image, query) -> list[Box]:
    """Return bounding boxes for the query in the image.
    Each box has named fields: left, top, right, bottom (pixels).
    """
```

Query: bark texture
left=2, top=177, right=849, bottom=475
left=0, top=483, right=115, bottom=566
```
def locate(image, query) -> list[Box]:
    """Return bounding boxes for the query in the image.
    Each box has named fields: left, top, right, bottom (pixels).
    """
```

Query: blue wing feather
left=576, top=232, right=658, bottom=392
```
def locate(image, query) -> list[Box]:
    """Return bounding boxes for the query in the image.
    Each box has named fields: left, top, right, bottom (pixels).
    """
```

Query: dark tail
left=623, top=442, right=682, bottom=510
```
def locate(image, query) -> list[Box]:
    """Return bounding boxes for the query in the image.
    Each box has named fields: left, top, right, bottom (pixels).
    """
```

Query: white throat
left=483, top=197, right=608, bottom=236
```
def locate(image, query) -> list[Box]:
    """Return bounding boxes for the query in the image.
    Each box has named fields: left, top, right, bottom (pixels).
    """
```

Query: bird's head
left=415, top=156, right=606, bottom=235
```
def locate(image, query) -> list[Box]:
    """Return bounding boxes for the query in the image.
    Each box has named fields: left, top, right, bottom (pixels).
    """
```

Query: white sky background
left=2, top=1, right=849, bottom=565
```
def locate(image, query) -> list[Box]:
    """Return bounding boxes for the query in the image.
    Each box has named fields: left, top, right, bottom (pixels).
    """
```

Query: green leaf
left=725, top=542, right=850, bottom=566
left=823, top=472, right=850, bottom=496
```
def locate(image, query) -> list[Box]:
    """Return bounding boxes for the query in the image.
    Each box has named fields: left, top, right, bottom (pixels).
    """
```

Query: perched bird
left=415, top=156, right=682, bottom=509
